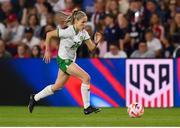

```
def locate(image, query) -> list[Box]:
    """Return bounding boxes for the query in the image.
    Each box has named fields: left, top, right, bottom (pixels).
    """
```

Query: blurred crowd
left=0, top=0, right=180, bottom=59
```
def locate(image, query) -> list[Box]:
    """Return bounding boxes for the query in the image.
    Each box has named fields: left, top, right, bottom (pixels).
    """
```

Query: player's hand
left=94, top=32, right=103, bottom=44
left=43, top=50, right=51, bottom=64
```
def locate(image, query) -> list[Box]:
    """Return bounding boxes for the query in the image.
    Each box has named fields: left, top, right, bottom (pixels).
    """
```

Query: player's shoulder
left=59, top=25, right=73, bottom=31
left=65, top=25, right=74, bottom=31
left=81, top=29, right=88, bottom=33
left=63, top=25, right=76, bottom=36
left=80, top=29, right=89, bottom=35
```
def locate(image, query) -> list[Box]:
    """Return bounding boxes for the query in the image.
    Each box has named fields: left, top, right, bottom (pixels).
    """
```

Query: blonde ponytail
left=65, top=9, right=86, bottom=26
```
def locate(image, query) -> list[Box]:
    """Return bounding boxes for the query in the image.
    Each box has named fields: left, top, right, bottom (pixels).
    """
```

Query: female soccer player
left=28, top=10, right=102, bottom=115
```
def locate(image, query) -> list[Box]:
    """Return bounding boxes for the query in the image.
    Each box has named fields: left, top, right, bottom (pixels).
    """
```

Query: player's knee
left=82, top=74, right=91, bottom=84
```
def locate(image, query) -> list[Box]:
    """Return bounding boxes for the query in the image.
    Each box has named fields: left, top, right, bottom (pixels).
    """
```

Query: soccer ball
left=127, top=102, right=144, bottom=118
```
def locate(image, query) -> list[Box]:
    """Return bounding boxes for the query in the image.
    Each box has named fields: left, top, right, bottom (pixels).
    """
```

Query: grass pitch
left=0, top=106, right=180, bottom=126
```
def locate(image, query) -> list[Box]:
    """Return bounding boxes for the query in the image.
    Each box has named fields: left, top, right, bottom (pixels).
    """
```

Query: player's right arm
left=44, top=26, right=74, bottom=63
left=43, top=30, right=58, bottom=64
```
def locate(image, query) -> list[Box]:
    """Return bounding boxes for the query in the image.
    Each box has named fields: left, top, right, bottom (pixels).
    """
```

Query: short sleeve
left=83, top=30, right=90, bottom=41
left=57, top=26, right=75, bottom=38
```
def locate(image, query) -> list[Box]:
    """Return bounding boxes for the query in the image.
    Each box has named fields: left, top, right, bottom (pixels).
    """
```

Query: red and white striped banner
left=126, top=59, right=174, bottom=108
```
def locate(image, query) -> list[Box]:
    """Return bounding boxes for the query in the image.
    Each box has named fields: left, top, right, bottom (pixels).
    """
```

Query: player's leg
left=66, top=63, right=101, bottom=115
left=28, top=70, right=69, bottom=113
left=34, top=69, right=69, bottom=100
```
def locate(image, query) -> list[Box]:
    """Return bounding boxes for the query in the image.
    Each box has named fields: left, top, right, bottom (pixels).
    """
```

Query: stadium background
left=0, top=0, right=180, bottom=107
left=0, top=0, right=180, bottom=126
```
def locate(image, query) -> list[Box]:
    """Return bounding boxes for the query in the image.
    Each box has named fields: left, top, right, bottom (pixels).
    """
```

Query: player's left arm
left=85, top=32, right=102, bottom=52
